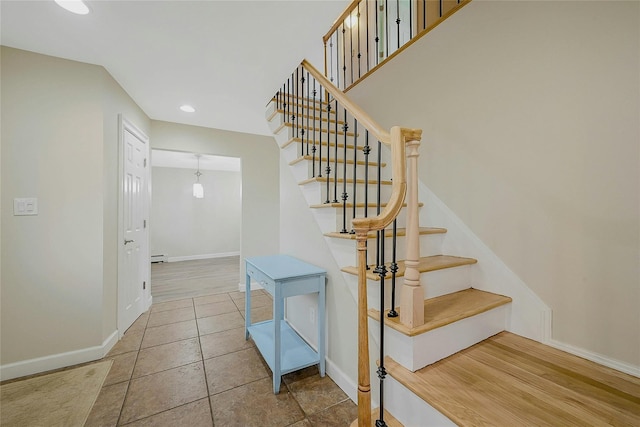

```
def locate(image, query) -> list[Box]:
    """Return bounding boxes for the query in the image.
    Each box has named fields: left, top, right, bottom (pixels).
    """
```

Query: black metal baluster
left=330, top=35, right=335, bottom=83
left=336, top=32, right=340, bottom=89
left=325, top=99, right=332, bottom=204
left=350, top=119, right=358, bottom=234
left=357, top=3, right=362, bottom=79
left=396, top=0, right=401, bottom=50
left=388, top=219, right=399, bottom=317
left=301, top=71, right=306, bottom=156
left=440, top=0, right=443, bottom=17
left=286, top=79, right=290, bottom=125
left=375, top=0, right=380, bottom=65
left=349, top=16, right=354, bottom=86
left=423, top=0, right=426, bottom=31
left=366, top=0, right=370, bottom=72
left=311, top=73, right=317, bottom=178
left=385, top=0, right=389, bottom=59
left=342, top=24, right=347, bottom=90
left=333, top=100, right=339, bottom=203
left=318, top=86, right=323, bottom=178
left=340, top=108, right=349, bottom=233
left=374, top=137, right=387, bottom=427
left=363, top=130, right=371, bottom=270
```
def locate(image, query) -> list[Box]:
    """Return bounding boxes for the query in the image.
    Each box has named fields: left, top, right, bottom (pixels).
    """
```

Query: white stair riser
left=370, top=304, right=511, bottom=372
left=268, top=111, right=344, bottom=134
left=301, top=183, right=394, bottom=209
left=275, top=125, right=361, bottom=147
left=340, top=265, right=474, bottom=313
left=384, top=374, right=456, bottom=426
left=326, top=233, right=445, bottom=267
left=291, top=158, right=388, bottom=180
left=364, top=265, right=474, bottom=311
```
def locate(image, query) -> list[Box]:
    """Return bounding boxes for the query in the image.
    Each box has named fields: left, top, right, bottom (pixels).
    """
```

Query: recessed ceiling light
left=180, top=105, right=196, bottom=113
left=55, top=0, right=90, bottom=15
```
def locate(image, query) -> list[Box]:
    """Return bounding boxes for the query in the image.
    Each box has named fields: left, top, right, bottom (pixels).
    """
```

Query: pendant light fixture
left=193, top=154, right=204, bottom=198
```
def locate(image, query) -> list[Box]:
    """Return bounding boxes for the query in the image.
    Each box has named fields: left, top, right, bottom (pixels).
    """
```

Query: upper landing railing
left=324, top=0, right=471, bottom=91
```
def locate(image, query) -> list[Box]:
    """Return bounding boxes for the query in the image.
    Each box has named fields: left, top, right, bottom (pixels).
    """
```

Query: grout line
left=193, top=296, right=216, bottom=425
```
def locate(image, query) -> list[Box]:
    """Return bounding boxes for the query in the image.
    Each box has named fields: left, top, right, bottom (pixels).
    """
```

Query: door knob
left=124, top=239, right=135, bottom=245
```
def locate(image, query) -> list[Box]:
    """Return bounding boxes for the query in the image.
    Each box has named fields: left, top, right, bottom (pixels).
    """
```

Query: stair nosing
left=324, top=227, right=446, bottom=240
left=341, top=255, right=478, bottom=281
left=369, top=288, right=512, bottom=337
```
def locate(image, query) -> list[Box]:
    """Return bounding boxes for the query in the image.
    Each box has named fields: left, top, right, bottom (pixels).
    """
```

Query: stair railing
left=324, top=0, right=471, bottom=92
left=272, top=59, right=422, bottom=426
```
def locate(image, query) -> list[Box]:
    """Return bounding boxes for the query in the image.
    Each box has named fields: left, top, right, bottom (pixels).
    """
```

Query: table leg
left=319, top=278, right=326, bottom=377
left=245, top=272, right=251, bottom=340
left=273, top=289, right=284, bottom=393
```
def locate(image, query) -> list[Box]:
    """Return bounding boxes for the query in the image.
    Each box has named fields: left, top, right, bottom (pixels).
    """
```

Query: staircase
left=267, top=61, right=640, bottom=426
left=267, top=60, right=514, bottom=425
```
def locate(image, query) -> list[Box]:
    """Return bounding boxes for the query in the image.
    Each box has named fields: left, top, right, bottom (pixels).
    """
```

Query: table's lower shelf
left=247, top=320, right=319, bottom=375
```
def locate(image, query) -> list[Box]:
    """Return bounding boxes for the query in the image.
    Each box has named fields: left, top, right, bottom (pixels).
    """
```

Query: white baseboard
left=238, top=281, right=264, bottom=292
left=0, top=330, right=119, bottom=381
left=167, top=251, right=240, bottom=263
left=325, top=356, right=357, bottom=403
left=546, top=338, right=640, bottom=378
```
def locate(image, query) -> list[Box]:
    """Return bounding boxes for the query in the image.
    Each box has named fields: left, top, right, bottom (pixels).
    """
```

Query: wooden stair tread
left=384, top=332, right=640, bottom=426
left=310, top=201, right=424, bottom=209
left=275, top=121, right=358, bottom=137
left=369, top=288, right=512, bottom=337
left=350, top=408, right=403, bottom=427
left=290, top=155, right=386, bottom=167
left=341, top=255, right=477, bottom=281
left=281, top=137, right=364, bottom=150
left=325, top=227, right=445, bottom=240
left=299, top=177, right=392, bottom=186
left=269, top=109, right=342, bottom=124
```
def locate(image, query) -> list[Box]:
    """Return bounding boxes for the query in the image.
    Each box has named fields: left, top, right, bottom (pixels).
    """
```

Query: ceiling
left=0, top=0, right=350, bottom=136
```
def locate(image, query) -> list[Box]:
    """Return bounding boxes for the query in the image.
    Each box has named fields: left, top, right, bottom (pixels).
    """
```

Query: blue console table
left=245, top=255, right=326, bottom=393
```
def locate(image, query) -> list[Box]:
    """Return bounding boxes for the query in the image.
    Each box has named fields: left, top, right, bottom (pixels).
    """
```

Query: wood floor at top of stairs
left=385, top=331, right=640, bottom=426
left=369, top=288, right=511, bottom=337
left=341, top=255, right=477, bottom=281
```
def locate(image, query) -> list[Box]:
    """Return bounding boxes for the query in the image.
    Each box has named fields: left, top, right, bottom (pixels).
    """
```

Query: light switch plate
left=14, top=198, right=38, bottom=216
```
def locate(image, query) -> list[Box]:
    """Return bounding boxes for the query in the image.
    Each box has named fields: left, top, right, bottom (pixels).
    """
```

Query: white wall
left=150, top=121, right=279, bottom=281
left=151, top=167, right=241, bottom=260
left=347, top=0, right=639, bottom=367
left=0, top=47, right=150, bottom=375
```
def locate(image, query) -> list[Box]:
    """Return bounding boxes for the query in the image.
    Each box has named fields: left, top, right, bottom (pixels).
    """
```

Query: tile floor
left=85, top=289, right=357, bottom=426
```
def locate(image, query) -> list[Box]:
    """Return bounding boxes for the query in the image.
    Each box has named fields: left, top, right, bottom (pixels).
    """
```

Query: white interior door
left=119, top=118, right=149, bottom=335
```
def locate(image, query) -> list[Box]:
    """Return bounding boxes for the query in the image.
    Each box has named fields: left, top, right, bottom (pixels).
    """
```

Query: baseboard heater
left=151, top=254, right=168, bottom=263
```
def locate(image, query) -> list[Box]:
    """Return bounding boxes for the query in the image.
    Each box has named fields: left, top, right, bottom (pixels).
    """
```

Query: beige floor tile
left=107, top=329, right=144, bottom=357
left=84, top=382, right=128, bottom=427
left=210, top=377, right=304, bottom=427
left=141, top=320, right=198, bottom=348
left=194, top=300, right=238, bottom=318
left=150, top=298, right=193, bottom=313
left=197, top=311, right=245, bottom=336
left=288, top=419, right=313, bottom=427
left=287, top=373, right=350, bottom=416
left=126, top=312, right=150, bottom=334
left=204, top=347, right=269, bottom=395
left=119, top=362, right=208, bottom=424
left=240, top=305, right=273, bottom=323
left=121, top=398, right=212, bottom=427
left=306, top=399, right=358, bottom=426
left=228, top=289, right=266, bottom=302
left=200, top=327, right=254, bottom=360
left=103, top=351, right=137, bottom=386
left=233, top=294, right=273, bottom=311
left=193, top=293, right=232, bottom=306
left=132, top=338, right=202, bottom=378
left=147, top=306, right=195, bottom=328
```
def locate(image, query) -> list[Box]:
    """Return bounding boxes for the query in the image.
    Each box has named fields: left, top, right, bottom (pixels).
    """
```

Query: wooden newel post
left=400, top=138, right=425, bottom=328
left=356, top=232, right=372, bottom=427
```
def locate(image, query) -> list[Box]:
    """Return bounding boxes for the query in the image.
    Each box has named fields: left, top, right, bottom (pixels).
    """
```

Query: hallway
left=85, top=289, right=356, bottom=426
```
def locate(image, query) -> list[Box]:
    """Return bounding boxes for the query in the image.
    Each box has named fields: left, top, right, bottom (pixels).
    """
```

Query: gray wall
left=150, top=167, right=241, bottom=259
left=150, top=121, right=280, bottom=281
left=0, top=47, right=150, bottom=369
left=347, top=1, right=639, bottom=367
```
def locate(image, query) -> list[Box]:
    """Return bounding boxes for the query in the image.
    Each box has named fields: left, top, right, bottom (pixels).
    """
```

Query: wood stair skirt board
left=384, top=332, right=640, bottom=427
left=369, top=289, right=512, bottom=372
left=342, top=255, right=477, bottom=281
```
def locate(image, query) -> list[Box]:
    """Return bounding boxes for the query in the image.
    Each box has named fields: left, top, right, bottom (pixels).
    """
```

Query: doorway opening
left=149, top=149, right=242, bottom=302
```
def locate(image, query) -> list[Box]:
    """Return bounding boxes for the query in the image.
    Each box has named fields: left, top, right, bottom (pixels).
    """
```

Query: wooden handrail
left=301, top=60, right=390, bottom=145
left=322, top=0, right=361, bottom=44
